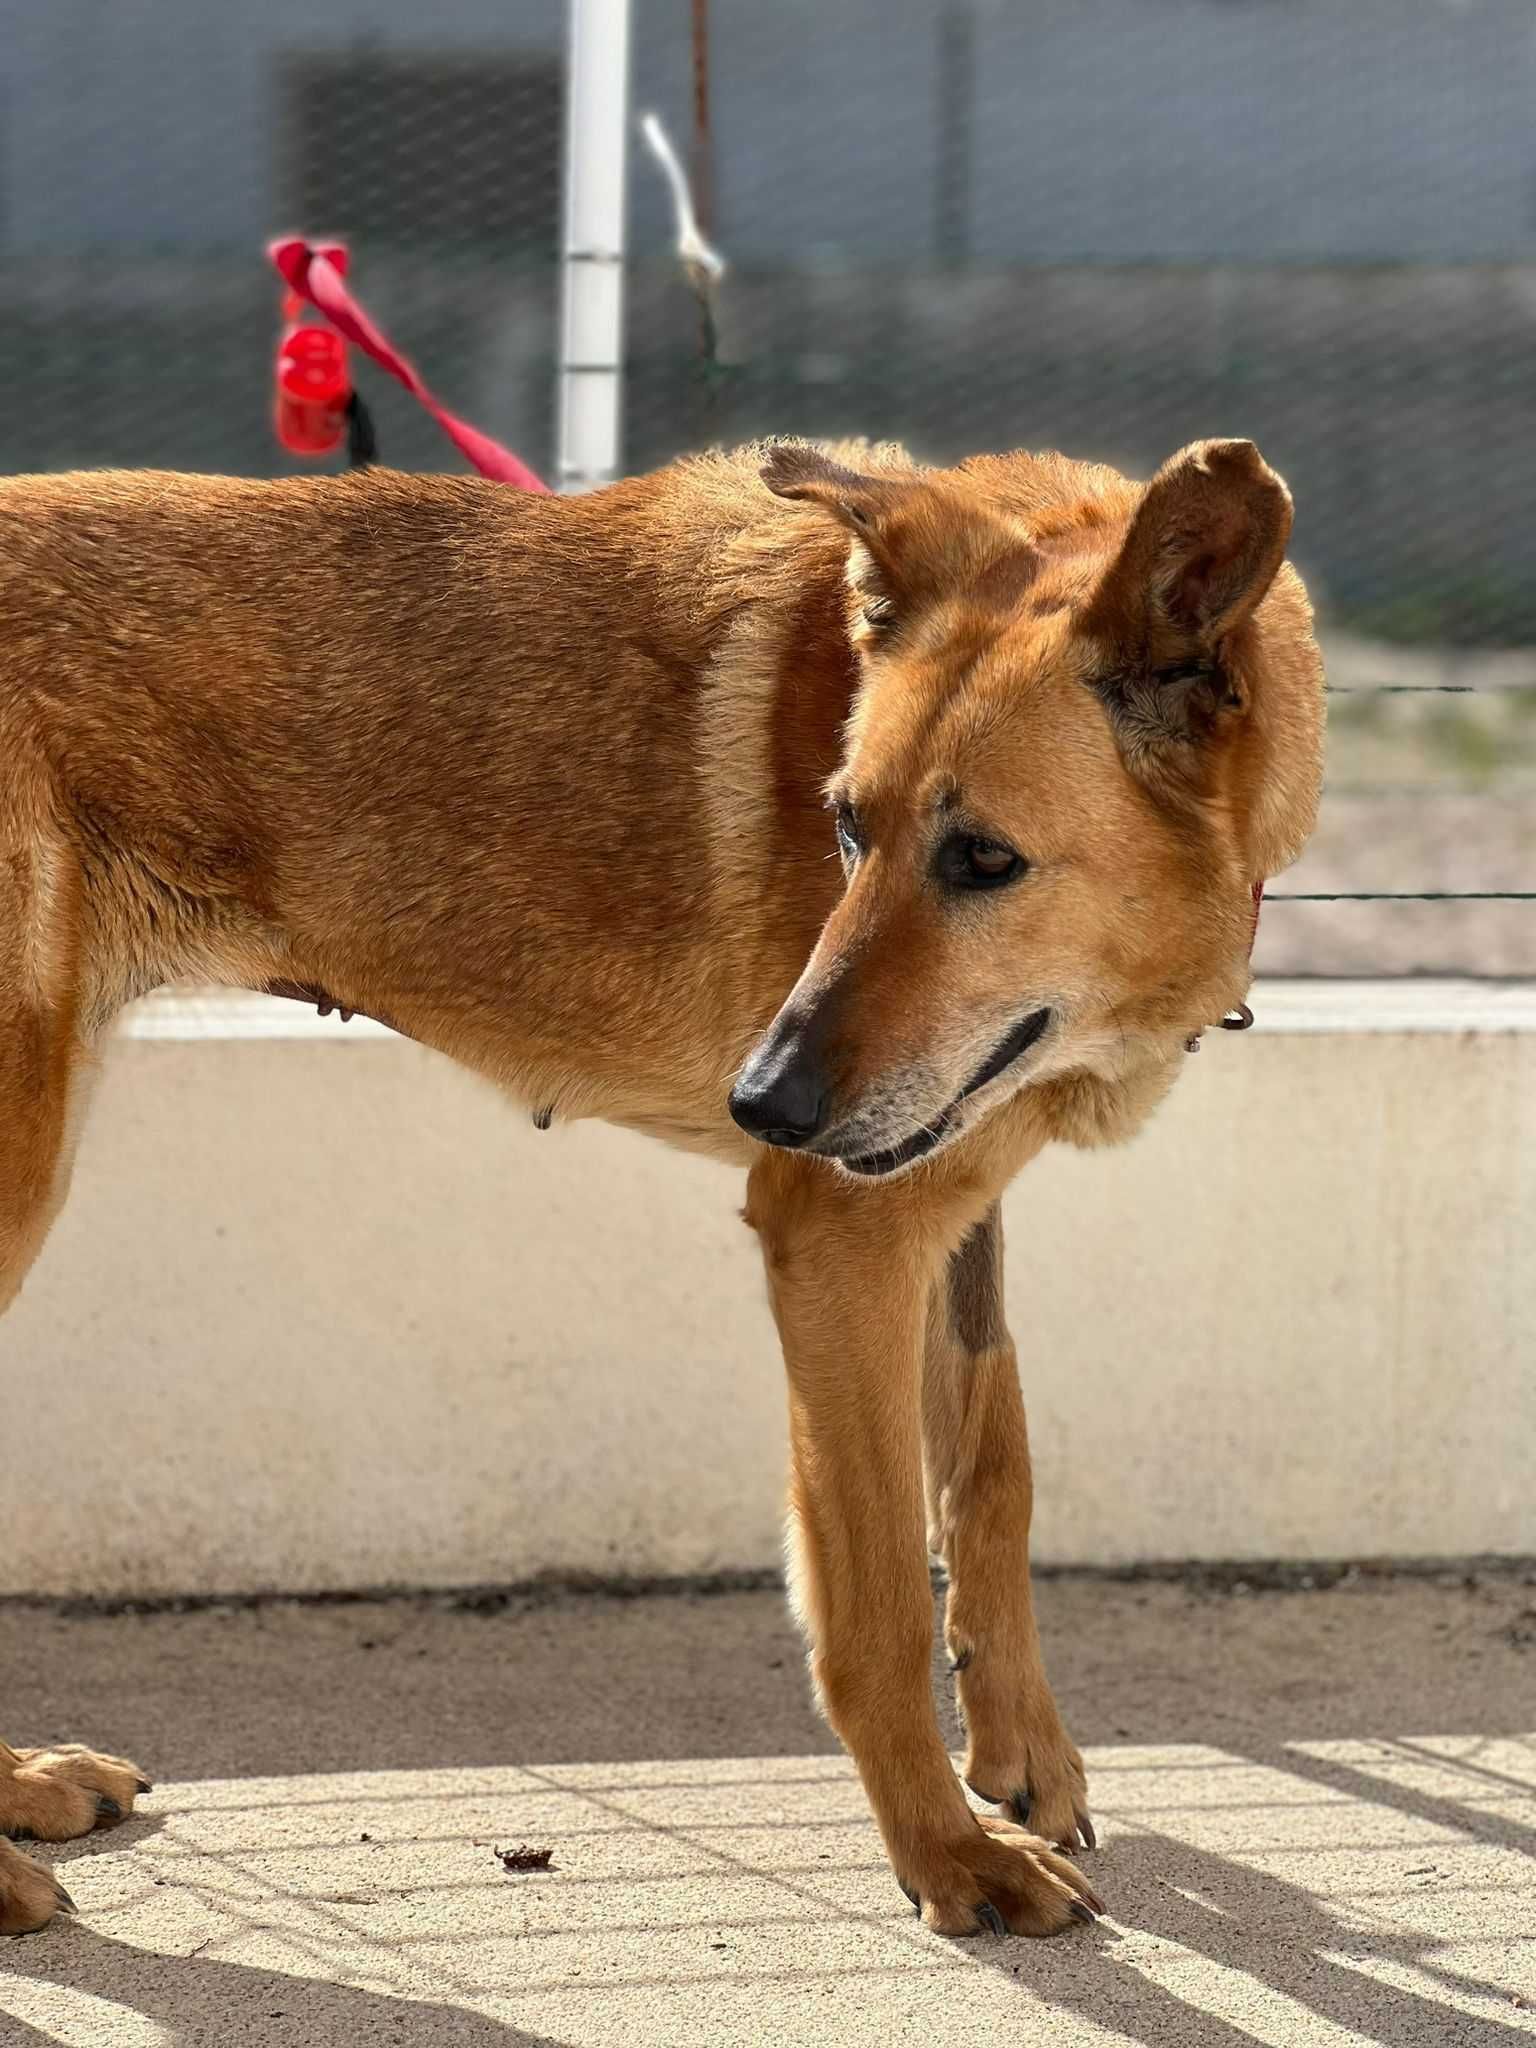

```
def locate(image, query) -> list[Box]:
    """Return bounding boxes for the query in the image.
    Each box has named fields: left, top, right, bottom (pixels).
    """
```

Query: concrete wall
left=1, top=984, right=1533, bottom=1597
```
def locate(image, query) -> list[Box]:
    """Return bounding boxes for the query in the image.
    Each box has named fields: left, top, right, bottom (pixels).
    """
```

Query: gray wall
left=3, top=1, right=1533, bottom=639
left=7, top=1, right=1535, bottom=261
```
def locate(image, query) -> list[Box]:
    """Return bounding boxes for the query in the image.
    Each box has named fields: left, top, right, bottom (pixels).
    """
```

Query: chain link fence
left=3, top=0, right=1532, bottom=972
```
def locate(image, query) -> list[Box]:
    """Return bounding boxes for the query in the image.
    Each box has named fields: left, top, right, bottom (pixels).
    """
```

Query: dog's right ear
left=1089, top=438, right=1293, bottom=668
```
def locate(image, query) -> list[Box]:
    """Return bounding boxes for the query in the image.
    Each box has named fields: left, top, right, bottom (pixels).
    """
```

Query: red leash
left=268, top=237, right=549, bottom=493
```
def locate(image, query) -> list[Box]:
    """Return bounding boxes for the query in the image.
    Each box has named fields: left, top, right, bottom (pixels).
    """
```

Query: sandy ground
left=1, top=1571, right=1534, bottom=2046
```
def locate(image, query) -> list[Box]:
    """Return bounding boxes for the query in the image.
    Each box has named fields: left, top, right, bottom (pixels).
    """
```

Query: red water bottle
left=273, top=242, right=353, bottom=458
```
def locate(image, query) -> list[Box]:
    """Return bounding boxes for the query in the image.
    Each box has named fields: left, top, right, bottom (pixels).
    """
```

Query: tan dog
left=0, top=435, right=1323, bottom=1937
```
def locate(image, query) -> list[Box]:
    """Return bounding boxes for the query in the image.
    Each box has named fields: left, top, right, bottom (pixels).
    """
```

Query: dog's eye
left=939, top=835, right=1025, bottom=890
left=861, top=596, right=896, bottom=632
left=835, top=802, right=863, bottom=861
left=965, top=840, right=1020, bottom=884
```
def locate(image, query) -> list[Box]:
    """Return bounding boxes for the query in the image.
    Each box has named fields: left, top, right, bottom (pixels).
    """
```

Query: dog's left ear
left=1092, top=438, right=1293, bottom=668
left=762, top=443, right=1039, bottom=639
left=760, top=444, right=915, bottom=630
left=759, top=444, right=904, bottom=535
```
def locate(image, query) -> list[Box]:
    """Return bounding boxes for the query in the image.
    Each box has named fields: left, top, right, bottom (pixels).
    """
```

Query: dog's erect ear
left=761, top=444, right=919, bottom=633
left=1092, top=439, right=1293, bottom=665
left=761, top=442, right=1038, bottom=639
left=759, top=444, right=904, bottom=536
left=1088, top=440, right=1294, bottom=785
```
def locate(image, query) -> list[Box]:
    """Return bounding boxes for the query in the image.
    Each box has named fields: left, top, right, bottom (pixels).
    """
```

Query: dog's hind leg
left=0, top=830, right=152, bottom=1932
left=922, top=1204, right=1093, bottom=1854
left=746, top=1153, right=1101, bottom=1939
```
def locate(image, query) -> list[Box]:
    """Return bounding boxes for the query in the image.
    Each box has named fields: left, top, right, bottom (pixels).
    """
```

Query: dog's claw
left=1009, top=1789, right=1031, bottom=1827
left=1070, top=1899, right=1098, bottom=1924
left=974, top=1900, right=1008, bottom=1940
left=947, top=1648, right=973, bottom=1674
left=1077, top=1813, right=1097, bottom=1851
left=54, top=1882, right=76, bottom=1914
left=899, top=1882, right=921, bottom=1918
left=135, top=1778, right=153, bottom=1795
left=94, top=1794, right=122, bottom=1822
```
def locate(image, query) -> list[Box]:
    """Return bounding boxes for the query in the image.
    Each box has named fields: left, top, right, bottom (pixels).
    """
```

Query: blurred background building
left=4, top=0, right=1532, bottom=972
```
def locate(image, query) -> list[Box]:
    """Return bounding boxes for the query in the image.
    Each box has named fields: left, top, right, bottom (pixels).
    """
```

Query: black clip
left=1218, top=1002, right=1255, bottom=1031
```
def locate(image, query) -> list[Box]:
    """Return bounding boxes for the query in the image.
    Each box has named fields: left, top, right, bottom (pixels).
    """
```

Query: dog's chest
left=608, top=1104, right=757, bottom=1169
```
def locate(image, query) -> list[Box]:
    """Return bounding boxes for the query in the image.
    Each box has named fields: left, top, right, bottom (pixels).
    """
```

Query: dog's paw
left=1, top=1743, right=152, bottom=1842
left=0, top=1837, right=75, bottom=1936
left=896, top=1811, right=1103, bottom=1938
left=950, top=1647, right=1095, bottom=1852
left=964, top=1726, right=1095, bottom=1855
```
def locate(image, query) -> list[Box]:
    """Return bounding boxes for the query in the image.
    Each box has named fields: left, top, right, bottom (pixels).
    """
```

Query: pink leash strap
left=268, top=238, right=549, bottom=493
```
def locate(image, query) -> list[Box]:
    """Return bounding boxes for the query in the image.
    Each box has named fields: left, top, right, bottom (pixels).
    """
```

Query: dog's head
left=729, top=439, right=1325, bottom=1178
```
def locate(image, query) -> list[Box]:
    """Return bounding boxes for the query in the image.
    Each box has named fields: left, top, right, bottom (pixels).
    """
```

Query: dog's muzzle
left=837, top=1006, right=1054, bottom=1178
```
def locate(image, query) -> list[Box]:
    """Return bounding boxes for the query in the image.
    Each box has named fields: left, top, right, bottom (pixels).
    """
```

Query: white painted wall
left=1, top=985, right=1532, bottom=1596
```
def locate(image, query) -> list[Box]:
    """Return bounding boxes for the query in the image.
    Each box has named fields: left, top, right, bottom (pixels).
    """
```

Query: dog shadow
left=961, top=1740, right=1536, bottom=2047
left=9, top=1814, right=553, bottom=2044
left=4, top=1925, right=557, bottom=2045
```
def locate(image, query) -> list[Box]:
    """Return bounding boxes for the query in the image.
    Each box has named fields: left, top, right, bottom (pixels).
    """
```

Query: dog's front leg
left=745, top=1154, right=1100, bottom=1938
left=923, top=1205, right=1093, bottom=1853
left=0, top=1736, right=150, bottom=1935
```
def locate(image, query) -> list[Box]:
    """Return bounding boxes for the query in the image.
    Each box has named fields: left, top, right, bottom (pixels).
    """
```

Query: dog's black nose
left=729, top=1042, right=828, bottom=1148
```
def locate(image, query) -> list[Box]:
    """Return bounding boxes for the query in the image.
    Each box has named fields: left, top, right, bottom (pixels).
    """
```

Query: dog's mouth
left=836, top=1007, right=1054, bottom=1179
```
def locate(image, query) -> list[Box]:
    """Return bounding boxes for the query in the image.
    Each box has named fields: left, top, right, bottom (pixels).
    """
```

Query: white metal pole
left=557, top=0, right=633, bottom=492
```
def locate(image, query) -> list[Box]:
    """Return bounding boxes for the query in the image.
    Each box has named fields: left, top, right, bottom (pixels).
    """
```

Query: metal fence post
left=557, top=0, right=633, bottom=492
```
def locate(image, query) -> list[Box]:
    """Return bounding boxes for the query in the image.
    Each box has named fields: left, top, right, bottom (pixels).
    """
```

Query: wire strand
left=1326, top=683, right=1536, bottom=695
left=1266, top=891, right=1536, bottom=902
